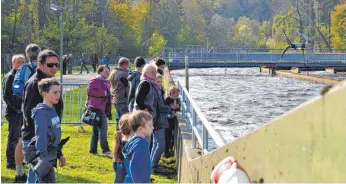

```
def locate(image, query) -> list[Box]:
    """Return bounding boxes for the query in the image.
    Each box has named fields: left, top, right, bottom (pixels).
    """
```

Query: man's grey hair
left=12, top=54, right=25, bottom=64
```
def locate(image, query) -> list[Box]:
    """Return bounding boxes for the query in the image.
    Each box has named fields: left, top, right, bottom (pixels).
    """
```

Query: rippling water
left=171, top=68, right=328, bottom=142
left=301, top=71, right=346, bottom=80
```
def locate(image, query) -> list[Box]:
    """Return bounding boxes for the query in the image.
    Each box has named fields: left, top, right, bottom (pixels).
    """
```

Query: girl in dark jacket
left=112, top=114, right=133, bottom=183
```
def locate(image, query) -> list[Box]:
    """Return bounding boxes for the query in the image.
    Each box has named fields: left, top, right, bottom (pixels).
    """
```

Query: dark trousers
left=36, top=165, right=56, bottom=183
left=90, top=113, right=110, bottom=153
left=92, top=63, right=98, bottom=72
left=6, top=113, right=21, bottom=165
left=63, top=63, right=67, bottom=75
left=113, top=161, right=126, bottom=183
left=165, top=117, right=176, bottom=154
left=80, top=63, right=89, bottom=73
left=115, top=102, right=129, bottom=130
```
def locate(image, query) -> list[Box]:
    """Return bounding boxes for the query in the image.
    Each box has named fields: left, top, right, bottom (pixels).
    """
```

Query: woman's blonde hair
left=141, top=64, right=157, bottom=80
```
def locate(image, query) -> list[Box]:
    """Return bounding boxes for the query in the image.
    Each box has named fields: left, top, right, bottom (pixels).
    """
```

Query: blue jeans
left=115, top=102, right=129, bottom=130
left=151, top=128, right=165, bottom=168
left=23, top=140, right=37, bottom=183
left=113, top=161, right=126, bottom=183
left=90, top=112, right=110, bottom=153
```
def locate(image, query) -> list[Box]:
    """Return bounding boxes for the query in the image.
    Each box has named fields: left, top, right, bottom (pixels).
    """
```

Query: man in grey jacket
left=109, top=57, right=129, bottom=129
left=128, top=56, right=146, bottom=112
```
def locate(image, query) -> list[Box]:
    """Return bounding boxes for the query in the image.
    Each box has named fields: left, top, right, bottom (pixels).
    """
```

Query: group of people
left=3, top=42, right=181, bottom=183
left=79, top=52, right=111, bottom=74
left=86, top=56, right=181, bottom=182
left=3, top=44, right=64, bottom=183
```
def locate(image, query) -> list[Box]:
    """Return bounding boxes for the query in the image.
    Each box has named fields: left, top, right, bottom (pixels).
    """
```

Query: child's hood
left=122, top=135, right=147, bottom=159
left=31, top=103, right=55, bottom=119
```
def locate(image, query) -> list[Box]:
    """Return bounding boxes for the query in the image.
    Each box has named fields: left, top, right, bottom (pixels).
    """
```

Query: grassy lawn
left=1, top=81, right=177, bottom=183
left=1, top=124, right=177, bottom=183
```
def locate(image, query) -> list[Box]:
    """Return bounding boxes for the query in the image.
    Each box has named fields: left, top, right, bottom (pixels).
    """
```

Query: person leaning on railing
left=133, top=64, right=159, bottom=145
left=87, top=65, right=112, bottom=156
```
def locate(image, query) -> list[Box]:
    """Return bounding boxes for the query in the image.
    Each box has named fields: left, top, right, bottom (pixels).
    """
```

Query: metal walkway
left=162, top=48, right=346, bottom=68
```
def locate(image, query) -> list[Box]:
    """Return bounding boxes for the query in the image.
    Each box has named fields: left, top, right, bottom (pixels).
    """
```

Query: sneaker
left=6, top=162, right=15, bottom=170
left=14, top=173, right=27, bottom=183
left=163, top=152, right=174, bottom=158
left=101, top=150, right=111, bottom=156
left=152, top=166, right=175, bottom=175
left=89, top=150, right=97, bottom=155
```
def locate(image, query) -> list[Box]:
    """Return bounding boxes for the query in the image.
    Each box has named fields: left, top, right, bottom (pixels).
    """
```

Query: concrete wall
left=259, top=67, right=342, bottom=84
left=172, top=70, right=346, bottom=182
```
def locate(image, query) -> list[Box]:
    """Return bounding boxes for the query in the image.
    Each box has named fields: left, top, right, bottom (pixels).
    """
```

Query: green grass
left=1, top=81, right=177, bottom=183
left=1, top=124, right=177, bottom=183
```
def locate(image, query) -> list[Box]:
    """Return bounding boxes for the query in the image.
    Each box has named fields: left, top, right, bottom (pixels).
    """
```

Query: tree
left=331, top=2, right=346, bottom=49
left=148, top=30, right=166, bottom=56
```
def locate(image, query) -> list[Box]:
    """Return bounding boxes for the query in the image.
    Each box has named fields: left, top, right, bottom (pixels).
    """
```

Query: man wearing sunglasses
left=22, top=49, right=64, bottom=183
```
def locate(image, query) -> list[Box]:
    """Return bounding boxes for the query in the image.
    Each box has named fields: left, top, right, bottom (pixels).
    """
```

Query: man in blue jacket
left=128, top=56, right=146, bottom=112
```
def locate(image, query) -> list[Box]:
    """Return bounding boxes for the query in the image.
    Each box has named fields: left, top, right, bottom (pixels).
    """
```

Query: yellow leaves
left=148, top=30, right=166, bottom=56
left=331, top=3, right=346, bottom=49
left=109, top=0, right=150, bottom=45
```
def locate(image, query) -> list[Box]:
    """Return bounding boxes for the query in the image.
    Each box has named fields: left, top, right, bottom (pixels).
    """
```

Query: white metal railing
left=177, top=80, right=225, bottom=153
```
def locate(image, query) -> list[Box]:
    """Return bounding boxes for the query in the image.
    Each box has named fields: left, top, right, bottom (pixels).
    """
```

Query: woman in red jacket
left=87, top=65, right=112, bottom=155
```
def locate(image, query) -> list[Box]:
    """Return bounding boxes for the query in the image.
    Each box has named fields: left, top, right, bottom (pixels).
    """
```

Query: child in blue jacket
left=31, top=78, right=65, bottom=183
left=122, top=110, right=153, bottom=183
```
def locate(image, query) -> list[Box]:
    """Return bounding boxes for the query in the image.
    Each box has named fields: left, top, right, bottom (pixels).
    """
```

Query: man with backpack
left=22, top=49, right=64, bottom=183
left=11, top=44, right=41, bottom=183
left=13, top=44, right=41, bottom=97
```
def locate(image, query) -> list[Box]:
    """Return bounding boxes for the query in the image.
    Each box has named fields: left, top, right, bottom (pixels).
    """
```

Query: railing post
left=191, top=108, right=196, bottom=149
left=181, top=86, right=186, bottom=118
left=168, top=51, right=171, bottom=63
left=185, top=55, right=189, bottom=91
left=78, top=85, right=84, bottom=131
left=202, top=124, right=208, bottom=151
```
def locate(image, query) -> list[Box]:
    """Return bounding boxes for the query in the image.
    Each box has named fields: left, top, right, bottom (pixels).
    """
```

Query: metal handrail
left=177, top=80, right=225, bottom=153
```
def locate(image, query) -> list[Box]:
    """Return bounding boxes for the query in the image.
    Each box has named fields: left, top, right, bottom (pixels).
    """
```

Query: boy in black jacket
left=164, top=97, right=178, bottom=157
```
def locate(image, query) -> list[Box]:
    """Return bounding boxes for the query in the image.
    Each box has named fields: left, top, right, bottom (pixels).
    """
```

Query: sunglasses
left=45, top=63, right=59, bottom=68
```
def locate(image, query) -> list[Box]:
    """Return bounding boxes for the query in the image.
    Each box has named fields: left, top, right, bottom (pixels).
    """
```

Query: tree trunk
left=10, top=0, right=19, bottom=53
left=24, top=0, right=32, bottom=46
left=305, top=0, right=332, bottom=51
left=38, top=0, right=47, bottom=30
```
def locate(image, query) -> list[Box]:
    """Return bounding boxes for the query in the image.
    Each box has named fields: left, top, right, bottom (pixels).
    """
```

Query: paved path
left=2, top=72, right=96, bottom=117
left=57, top=72, right=98, bottom=84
